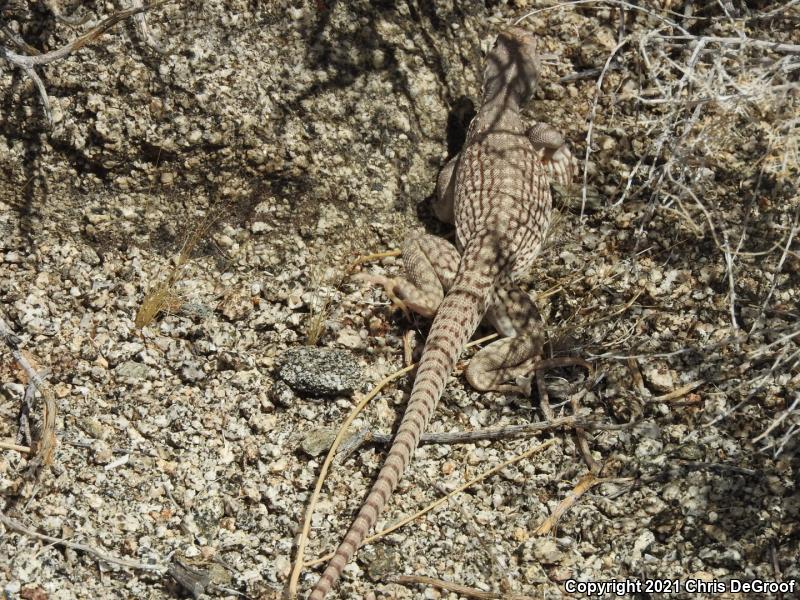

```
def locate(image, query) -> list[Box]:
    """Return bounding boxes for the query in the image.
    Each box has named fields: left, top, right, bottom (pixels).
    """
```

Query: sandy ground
left=1, top=1, right=798, bottom=599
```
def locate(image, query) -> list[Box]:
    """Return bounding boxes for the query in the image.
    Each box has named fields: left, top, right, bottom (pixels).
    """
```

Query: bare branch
left=0, top=314, right=58, bottom=475
left=0, top=510, right=167, bottom=572
left=1, top=0, right=174, bottom=125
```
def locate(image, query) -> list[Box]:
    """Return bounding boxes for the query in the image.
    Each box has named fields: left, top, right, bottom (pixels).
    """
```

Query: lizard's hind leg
left=466, top=285, right=590, bottom=396
left=466, top=283, right=592, bottom=421
left=355, top=231, right=460, bottom=318
left=465, top=285, right=545, bottom=395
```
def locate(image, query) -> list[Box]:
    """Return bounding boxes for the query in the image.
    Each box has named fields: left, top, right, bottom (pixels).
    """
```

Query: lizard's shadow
left=414, top=95, right=476, bottom=231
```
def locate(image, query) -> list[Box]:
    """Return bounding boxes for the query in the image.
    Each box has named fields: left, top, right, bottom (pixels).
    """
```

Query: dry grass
left=134, top=200, right=221, bottom=329
left=523, top=1, right=799, bottom=454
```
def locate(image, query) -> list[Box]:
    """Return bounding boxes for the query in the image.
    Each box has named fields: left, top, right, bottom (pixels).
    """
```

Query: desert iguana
left=309, top=27, right=575, bottom=599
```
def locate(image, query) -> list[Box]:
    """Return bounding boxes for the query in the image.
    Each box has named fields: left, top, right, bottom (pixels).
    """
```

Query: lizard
left=308, top=26, right=576, bottom=599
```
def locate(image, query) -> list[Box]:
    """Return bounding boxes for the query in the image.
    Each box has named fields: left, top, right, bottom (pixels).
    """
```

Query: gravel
left=1, top=1, right=798, bottom=599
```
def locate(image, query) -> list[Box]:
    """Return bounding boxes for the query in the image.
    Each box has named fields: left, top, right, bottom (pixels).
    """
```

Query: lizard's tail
left=308, top=236, right=500, bottom=600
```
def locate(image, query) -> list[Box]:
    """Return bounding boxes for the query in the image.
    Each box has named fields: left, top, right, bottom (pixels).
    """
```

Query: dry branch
left=535, top=472, right=632, bottom=535
left=0, top=314, right=58, bottom=476
left=1, top=0, right=173, bottom=124
left=344, top=414, right=633, bottom=450
left=0, top=510, right=167, bottom=572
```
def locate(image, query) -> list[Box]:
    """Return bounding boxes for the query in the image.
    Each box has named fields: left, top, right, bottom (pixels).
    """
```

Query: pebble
left=276, top=347, right=361, bottom=397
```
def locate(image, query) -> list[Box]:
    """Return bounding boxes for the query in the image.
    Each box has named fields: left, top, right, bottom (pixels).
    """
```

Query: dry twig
left=535, top=472, right=632, bottom=535
left=342, top=414, right=634, bottom=452
left=1, top=0, right=173, bottom=124
left=0, top=510, right=166, bottom=572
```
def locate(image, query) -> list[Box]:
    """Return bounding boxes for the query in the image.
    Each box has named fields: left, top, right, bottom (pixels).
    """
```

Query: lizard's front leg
left=431, top=156, right=457, bottom=225
left=356, top=231, right=460, bottom=318
left=527, top=122, right=575, bottom=187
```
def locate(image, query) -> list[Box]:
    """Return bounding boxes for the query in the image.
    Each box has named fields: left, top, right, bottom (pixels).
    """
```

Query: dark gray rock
left=276, top=347, right=361, bottom=397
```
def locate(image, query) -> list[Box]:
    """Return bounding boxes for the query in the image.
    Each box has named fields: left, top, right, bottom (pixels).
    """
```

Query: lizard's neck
left=470, top=61, right=529, bottom=133
left=470, top=94, right=524, bottom=136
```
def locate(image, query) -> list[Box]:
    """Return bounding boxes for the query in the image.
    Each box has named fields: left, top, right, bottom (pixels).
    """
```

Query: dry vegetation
left=563, top=2, right=800, bottom=453
left=0, top=0, right=798, bottom=598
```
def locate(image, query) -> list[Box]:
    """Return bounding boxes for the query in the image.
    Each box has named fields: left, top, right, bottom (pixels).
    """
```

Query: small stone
left=336, top=328, right=364, bottom=349
left=531, top=538, right=563, bottom=564
left=269, top=380, right=296, bottom=407
left=641, top=361, right=675, bottom=393
left=92, top=441, right=114, bottom=465
left=221, top=287, right=254, bottom=321
left=274, top=555, right=291, bottom=579
left=3, top=581, right=21, bottom=595
left=276, top=347, right=361, bottom=397
left=286, top=292, right=303, bottom=310
left=365, top=547, right=402, bottom=582
left=180, top=361, right=206, bottom=383
left=114, top=361, right=151, bottom=381
left=301, top=428, right=337, bottom=457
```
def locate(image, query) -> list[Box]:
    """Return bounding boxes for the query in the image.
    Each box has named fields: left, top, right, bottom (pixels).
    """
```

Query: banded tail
left=308, top=236, right=501, bottom=599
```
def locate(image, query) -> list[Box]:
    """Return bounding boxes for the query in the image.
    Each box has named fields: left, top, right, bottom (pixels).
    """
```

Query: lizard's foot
left=353, top=271, right=448, bottom=319
left=466, top=338, right=592, bottom=411
left=465, top=333, right=544, bottom=394
left=352, top=272, right=412, bottom=319
left=354, top=232, right=460, bottom=321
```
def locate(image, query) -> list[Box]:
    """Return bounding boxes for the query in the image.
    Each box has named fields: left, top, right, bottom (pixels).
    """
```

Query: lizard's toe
left=353, top=272, right=412, bottom=319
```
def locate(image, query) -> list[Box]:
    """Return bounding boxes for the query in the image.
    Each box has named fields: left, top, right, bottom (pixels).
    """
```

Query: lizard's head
left=482, top=27, right=540, bottom=106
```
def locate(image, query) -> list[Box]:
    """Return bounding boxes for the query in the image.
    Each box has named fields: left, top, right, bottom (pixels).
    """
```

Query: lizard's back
left=455, top=124, right=552, bottom=279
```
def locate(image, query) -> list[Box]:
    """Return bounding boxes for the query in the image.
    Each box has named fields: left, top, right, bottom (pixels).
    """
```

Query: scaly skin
left=308, top=27, right=574, bottom=599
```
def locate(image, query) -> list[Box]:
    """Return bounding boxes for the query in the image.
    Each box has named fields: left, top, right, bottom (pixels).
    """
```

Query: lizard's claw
left=515, top=374, right=534, bottom=397
left=352, top=272, right=412, bottom=320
